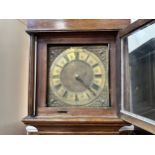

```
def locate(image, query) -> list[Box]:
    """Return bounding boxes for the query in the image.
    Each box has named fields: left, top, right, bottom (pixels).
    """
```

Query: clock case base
left=23, top=116, right=128, bottom=135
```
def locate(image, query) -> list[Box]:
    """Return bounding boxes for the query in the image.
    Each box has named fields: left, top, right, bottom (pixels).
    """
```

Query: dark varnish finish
left=23, top=19, right=131, bottom=134
left=27, top=19, right=130, bottom=32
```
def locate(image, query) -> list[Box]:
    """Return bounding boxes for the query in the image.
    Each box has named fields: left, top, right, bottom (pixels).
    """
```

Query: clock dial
left=49, top=47, right=106, bottom=106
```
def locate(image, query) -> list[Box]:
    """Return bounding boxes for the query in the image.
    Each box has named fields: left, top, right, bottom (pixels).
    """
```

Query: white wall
left=0, top=20, right=29, bottom=134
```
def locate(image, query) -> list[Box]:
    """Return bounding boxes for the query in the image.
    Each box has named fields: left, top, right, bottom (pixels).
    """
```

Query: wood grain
left=28, top=35, right=35, bottom=115
left=36, top=41, right=47, bottom=108
left=27, top=19, right=130, bottom=32
left=23, top=116, right=128, bottom=135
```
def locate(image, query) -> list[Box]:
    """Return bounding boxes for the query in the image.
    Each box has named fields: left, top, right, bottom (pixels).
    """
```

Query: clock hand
left=74, top=74, right=88, bottom=88
left=75, top=74, right=96, bottom=96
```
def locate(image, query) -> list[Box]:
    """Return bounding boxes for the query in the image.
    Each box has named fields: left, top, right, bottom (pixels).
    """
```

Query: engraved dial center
left=74, top=73, right=80, bottom=79
left=60, top=60, right=94, bottom=92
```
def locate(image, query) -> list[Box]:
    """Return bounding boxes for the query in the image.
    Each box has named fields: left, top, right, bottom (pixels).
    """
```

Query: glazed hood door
left=120, top=19, right=155, bottom=134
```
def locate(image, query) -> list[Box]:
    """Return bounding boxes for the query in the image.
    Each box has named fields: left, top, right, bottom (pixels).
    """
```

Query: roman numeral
left=52, top=75, right=59, bottom=79
left=56, top=64, right=63, bottom=68
left=92, top=83, right=100, bottom=91
left=75, top=94, right=79, bottom=102
left=75, top=52, right=79, bottom=60
left=86, top=92, right=91, bottom=99
left=63, top=90, right=68, bottom=98
left=94, top=74, right=102, bottom=78
left=64, top=55, right=69, bottom=62
left=54, top=83, right=62, bottom=90
left=85, top=54, right=89, bottom=61
left=92, top=63, right=99, bottom=68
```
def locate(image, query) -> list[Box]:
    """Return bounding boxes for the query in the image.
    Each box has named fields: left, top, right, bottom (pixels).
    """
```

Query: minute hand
left=75, top=75, right=96, bottom=96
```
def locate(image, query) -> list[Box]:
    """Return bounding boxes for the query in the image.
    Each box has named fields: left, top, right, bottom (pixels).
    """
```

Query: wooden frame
left=28, top=35, right=35, bottom=116
left=120, top=19, right=155, bottom=134
left=36, top=31, right=118, bottom=117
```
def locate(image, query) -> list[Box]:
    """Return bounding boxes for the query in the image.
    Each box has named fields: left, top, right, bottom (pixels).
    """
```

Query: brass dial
left=49, top=47, right=106, bottom=106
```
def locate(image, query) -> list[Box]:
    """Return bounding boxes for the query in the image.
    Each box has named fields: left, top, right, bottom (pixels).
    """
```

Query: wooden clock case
left=22, top=19, right=155, bottom=135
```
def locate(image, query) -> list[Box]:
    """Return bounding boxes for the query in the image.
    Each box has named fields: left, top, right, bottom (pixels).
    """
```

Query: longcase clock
left=23, top=19, right=155, bottom=134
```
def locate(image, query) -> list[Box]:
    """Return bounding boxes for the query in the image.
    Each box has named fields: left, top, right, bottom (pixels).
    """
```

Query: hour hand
left=75, top=74, right=96, bottom=96
left=75, top=74, right=87, bottom=87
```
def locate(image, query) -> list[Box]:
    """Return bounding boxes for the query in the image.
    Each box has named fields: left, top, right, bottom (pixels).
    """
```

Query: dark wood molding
left=23, top=116, right=128, bottom=135
left=28, top=35, right=35, bottom=116
left=36, top=31, right=118, bottom=117
left=119, top=19, right=154, bottom=37
left=27, top=19, right=130, bottom=33
left=115, top=33, right=122, bottom=115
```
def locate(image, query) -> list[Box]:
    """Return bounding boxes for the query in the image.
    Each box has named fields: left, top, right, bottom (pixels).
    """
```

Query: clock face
left=49, top=47, right=107, bottom=106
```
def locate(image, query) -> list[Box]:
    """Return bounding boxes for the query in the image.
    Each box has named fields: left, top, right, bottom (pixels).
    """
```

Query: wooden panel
left=28, top=35, right=35, bottom=115
left=37, top=41, right=47, bottom=108
left=109, top=39, right=117, bottom=112
left=37, top=31, right=116, bottom=43
left=27, top=19, right=130, bottom=32
left=115, top=34, right=122, bottom=114
left=38, top=107, right=117, bottom=116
